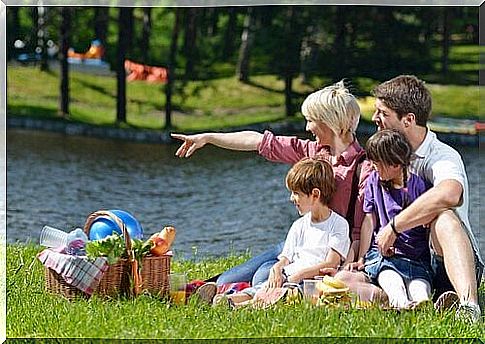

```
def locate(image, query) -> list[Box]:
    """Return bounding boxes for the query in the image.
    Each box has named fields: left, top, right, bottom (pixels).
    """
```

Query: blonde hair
left=286, top=158, right=336, bottom=205
left=301, top=80, right=361, bottom=135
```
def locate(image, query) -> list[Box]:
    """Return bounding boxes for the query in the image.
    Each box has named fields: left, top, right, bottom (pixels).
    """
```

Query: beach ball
left=88, top=209, right=143, bottom=241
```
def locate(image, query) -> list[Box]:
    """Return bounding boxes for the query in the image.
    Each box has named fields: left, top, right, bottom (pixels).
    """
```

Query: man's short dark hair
left=372, top=75, right=432, bottom=127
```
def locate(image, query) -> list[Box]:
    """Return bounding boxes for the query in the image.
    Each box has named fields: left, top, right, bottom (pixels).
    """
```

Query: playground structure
left=68, top=39, right=105, bottom=62
left=124, top=60, right=168, bottom=84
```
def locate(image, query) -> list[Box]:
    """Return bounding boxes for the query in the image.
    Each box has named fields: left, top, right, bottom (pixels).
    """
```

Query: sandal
left=193, top=282, right=218, bottom=304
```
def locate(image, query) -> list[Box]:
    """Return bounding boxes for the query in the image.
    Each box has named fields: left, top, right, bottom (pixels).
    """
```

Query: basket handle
left=83, top=210, right=133, bottom=255
left=84, top=210, right=142, bottom=296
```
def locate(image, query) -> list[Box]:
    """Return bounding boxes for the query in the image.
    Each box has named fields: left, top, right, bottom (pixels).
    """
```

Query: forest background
left=6, top=6, right=483, bottom=131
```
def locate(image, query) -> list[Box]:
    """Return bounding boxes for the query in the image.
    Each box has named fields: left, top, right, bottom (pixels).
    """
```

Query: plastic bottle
left=39, top=226, right=68, bottom=248
left=65, top=228, right=89, bottom=256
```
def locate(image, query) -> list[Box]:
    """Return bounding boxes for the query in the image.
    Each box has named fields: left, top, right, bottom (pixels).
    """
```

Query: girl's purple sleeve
left=257, top=130, right=321, bottom=164
left=351, top=162, right=373, bottom=241
left=363, top=169, right=377, bottom=213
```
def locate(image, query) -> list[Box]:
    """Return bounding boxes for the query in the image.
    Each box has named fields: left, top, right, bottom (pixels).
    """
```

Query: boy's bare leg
left=431, top=210, right=478, bottom=304
left=226, top=293, right=253, bottom=304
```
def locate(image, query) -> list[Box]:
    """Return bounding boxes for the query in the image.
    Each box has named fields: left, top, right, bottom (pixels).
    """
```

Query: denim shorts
left=364, top=248, right=433, bottom=284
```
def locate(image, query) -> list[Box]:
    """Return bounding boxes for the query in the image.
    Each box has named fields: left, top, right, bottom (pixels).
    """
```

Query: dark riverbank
left=7, top=115, right=481, bottom=147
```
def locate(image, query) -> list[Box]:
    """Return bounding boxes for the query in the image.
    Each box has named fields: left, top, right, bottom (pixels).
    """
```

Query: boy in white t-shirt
left=217, top=158, right=350, bottom=307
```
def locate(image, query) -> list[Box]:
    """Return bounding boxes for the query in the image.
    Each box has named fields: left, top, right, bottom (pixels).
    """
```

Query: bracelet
left=390, top=217, right=400, bottom=236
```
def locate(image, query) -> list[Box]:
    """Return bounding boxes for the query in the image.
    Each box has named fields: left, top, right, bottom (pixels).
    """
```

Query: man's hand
left=171, top=133, right=207, bottom=158
left=267, top=266, right=285, bottom=288
left=376, top=224, right=397, bottom=256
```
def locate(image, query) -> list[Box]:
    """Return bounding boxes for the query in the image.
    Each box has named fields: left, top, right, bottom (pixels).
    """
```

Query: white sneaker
left=456, top=302, right=481, bottom=323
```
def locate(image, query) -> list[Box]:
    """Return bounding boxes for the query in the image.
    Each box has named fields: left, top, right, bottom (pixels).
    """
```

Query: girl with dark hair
left=342, top=129, right=433, bottom=309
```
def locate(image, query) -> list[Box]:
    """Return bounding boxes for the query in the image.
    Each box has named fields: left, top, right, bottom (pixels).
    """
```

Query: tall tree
left=236, top=7, right=256, bottom=82
left=281, top=7, right=305, bottom=117
left=59, top=7, right=71, bottom=118
left=36, top=6, right=49, bottom=71
left=183, top=8, right=199, bottom=79
left=441, top=7, right=452, bottom=74
left=7, top=7, right=20, bottom=61
left=222, top=7, right=238, bottom=60
left=116, top=7, right=133, bottom=124
left=141, top=7, right=152, bottom=63
left=165, top=8, right=182, bottom=130
left=333, top=6, right=347, bottom=79
left=94, top=7, right=109, bottom=44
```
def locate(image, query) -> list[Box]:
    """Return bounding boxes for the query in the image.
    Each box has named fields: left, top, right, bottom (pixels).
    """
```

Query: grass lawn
left=7, top=62, right=483, bottom=134
left=6, top=244, right=484, bottom=339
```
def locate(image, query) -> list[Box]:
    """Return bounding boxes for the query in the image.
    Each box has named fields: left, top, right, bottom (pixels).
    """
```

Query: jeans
left=364, top=248, right=433, bottom=284
left=216, top=242, right=284, bottom=286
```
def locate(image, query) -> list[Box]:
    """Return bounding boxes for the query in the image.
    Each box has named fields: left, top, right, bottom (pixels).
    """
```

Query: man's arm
left=376, top=179, right=463, bottom=255
left=171, top=131, right=263, bottom=158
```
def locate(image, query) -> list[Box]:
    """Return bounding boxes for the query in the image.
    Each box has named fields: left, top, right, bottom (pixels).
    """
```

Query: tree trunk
left=37, top=6, right=49, bottom=71
left=284, top=74, right=293, bottom=117
left=59, top=7, right=71, bottom=118
left=141, top=7, right=152, bottom=63
left=165, top=8, right=182, bottom=130
left=7, top=7, right=20, bottom=61
left=441, top=8, right=451, bottom=74
left=283, top=7, right=299, bottom=117
left=30, top=7, right=39, bottom=53
left=333, top=6, right=346, bottom=79
left=116, top=7, right=133, bottom=124
left=222, top=8, right=237, bottom=60
left=94, top=7, right=109, bottom=44
left=236, top=7, right=256, bottom=82
left=208, top=7, right=219, bottom=36
left=183, top=8, right=198, bottom=80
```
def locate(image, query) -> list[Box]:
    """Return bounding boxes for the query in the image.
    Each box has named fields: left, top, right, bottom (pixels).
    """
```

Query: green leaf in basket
left=86, top=234, right=153, bottom=265
left=86, top=233, right=126, bottom=264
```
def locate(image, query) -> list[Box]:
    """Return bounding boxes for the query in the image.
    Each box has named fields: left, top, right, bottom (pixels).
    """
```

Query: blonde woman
left=172, top=81, right=371, bottom=287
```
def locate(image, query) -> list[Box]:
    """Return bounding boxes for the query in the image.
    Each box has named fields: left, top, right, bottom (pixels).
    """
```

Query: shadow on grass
left=7, top=104, right=58, bottom=119
left=242, top=79, right=307, bottom=98
left=71, top=77, right=116, bottom=100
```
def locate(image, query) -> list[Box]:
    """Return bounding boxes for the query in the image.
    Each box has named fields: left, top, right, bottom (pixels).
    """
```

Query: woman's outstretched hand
left=171, top=133, right=207, bottom=158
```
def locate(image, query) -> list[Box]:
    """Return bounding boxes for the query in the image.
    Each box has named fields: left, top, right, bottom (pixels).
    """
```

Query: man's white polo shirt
left=411, top=129, right=483, bottom=266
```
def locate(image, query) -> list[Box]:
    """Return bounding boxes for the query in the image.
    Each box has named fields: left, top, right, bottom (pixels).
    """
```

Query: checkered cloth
left=37, top=248, right=109, bottom=295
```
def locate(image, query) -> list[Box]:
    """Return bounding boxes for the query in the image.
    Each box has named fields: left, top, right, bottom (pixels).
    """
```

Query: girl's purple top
left=363, top=171, right=431, bottom=261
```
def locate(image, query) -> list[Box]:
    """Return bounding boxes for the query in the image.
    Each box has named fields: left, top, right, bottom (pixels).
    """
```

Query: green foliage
left=7, top=6, right=480, bottom=84
left=6, top=244, right=485, bottom=338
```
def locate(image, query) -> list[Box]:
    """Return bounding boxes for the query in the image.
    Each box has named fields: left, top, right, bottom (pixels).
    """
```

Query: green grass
left=6, top=244, right=484, bottom=339
left=7, top=59, right=483, bottom=133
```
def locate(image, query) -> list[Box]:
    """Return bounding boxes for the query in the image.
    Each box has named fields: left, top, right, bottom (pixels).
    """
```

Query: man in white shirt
left=371, top=75, right=483, bottom=322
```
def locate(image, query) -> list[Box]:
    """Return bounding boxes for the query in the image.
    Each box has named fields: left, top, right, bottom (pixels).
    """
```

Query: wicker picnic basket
left=44, top=210, right=171, bottom=300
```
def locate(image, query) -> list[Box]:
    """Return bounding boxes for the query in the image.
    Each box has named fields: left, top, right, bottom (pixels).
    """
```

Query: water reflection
left=6, top=129, right=483, bottom=259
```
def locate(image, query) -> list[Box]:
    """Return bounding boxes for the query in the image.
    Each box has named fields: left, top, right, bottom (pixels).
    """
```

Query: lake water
left=6, top=129, right=483, bottom=260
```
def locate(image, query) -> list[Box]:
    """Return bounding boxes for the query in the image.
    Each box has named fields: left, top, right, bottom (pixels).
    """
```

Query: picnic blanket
left=37, top=248, right=109, bottom=295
